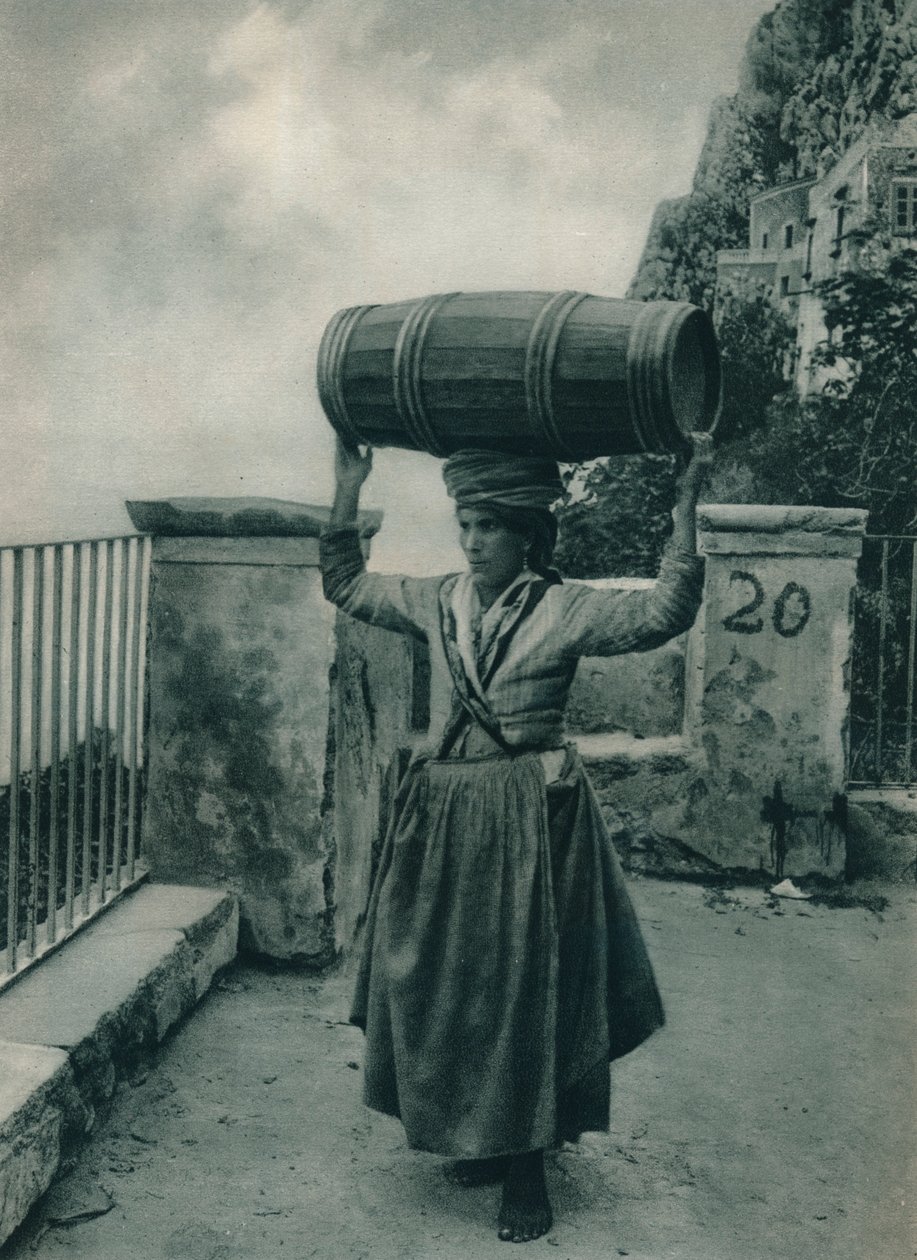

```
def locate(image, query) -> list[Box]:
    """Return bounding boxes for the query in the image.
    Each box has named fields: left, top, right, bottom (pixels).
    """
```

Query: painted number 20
left=722, top=570, right=812, bottom=638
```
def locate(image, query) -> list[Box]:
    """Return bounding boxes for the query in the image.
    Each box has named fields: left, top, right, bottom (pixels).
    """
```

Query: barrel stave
left=550, top=298, right=641, bottom=457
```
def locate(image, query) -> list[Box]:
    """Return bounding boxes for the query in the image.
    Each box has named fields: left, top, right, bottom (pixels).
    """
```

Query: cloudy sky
left=1, top=0, right=774, bottom=569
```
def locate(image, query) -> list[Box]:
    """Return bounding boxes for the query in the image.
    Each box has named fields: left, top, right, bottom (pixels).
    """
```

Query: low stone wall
left=846, top=791, right=917, bottom=881
left=0, top=883, right=238, bottom=1247
left=131, top=496, right=870, bottom=964
left=566, top=579, right=688, bottom=738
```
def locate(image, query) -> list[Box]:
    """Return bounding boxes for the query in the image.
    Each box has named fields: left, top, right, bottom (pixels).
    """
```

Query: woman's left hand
left=671, top=432, right=713, bottom=553
left=675, top=432, right=714, bottom=509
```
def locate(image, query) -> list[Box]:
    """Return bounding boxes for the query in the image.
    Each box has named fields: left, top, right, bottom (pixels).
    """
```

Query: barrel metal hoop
left=393, top=292, right=458, bottom=457
left=317, top=305, right=372, bottom=448
left=625, top=301, right=680, bottom=454
left=524, top=290, right=586, bottom=461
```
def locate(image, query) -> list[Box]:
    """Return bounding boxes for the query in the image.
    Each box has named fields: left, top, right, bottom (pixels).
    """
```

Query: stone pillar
left=685, top=505, right=868, bottom=877
left=126, top=497, right=379, bottom=964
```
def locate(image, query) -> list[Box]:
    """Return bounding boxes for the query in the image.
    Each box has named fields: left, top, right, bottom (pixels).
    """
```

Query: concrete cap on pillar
left=697, top=504, right=868, bottom=557
left=124, top=496, right=382, bottom=539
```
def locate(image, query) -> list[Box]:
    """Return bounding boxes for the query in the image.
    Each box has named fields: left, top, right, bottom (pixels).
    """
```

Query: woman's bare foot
left=444, top=1155, right=510, bottom=1187
left=497, top=1150, right=553, bottom=1243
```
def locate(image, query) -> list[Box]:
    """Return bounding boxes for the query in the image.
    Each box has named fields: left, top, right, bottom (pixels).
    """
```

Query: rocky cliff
left=628, top=0, right=917, bottom=306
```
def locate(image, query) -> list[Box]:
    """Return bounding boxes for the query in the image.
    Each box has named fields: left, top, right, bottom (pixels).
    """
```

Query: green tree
left=554, top=455, right=677, bottom=579
left=740, top=239, right=917, bottom=532
left=713, top=278, right=796, bottom=440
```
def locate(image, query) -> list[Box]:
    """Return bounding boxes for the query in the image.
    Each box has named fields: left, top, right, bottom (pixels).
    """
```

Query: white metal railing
left=1, top=535, right=151, bottom=987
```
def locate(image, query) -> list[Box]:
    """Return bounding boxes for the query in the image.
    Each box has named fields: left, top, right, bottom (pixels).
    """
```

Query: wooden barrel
left=317, top=290, right=722, bottom=460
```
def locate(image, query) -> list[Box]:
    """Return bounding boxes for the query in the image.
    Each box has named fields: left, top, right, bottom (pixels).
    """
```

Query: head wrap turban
left=441, top=449, right=563, bottom=511
left=442, top=449, right=563, bottom=580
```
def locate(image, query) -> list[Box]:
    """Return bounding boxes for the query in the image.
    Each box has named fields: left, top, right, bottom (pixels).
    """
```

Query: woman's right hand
left=334, top=437, right=374, bottom=490
left=330, top=437, right=374, bottom=528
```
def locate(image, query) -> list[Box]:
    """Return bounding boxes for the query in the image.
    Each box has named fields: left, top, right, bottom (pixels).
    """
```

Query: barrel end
left=626, top=301, right=723, bottom=455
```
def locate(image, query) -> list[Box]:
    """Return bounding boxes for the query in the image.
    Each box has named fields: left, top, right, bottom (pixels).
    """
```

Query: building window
left=891, top=180, right=917, bottom=235
left=761, top=230, right=769, bottom=250
left=779, top=275, right=790, bottom=298
left=783, top=223, right=794, bottom=249
left=804, top=229, right=814, bottom=281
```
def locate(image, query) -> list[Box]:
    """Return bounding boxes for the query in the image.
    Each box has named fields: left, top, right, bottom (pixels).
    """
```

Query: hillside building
left=716, top=113, right=917, bottom=393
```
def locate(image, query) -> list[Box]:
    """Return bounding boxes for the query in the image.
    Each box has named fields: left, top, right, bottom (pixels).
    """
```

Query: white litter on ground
left=770, top=878, right=812, bottom=900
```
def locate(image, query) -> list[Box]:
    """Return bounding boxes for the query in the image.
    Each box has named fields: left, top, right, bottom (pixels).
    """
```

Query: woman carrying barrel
left=321, top=435, right=710, bottom=1243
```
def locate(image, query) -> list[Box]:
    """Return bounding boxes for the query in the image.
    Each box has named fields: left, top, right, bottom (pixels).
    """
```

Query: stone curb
left=0, top=883, right=239, bottom=1248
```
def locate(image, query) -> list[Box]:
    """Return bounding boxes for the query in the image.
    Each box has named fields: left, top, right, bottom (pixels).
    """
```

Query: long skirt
left=350, top=745, right=664, bottom=1158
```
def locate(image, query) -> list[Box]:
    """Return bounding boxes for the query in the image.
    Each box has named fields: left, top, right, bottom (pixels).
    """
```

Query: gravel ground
left=4, top=876, right=915, bottom=1260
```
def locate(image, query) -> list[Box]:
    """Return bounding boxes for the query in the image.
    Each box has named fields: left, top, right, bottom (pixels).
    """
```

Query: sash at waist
left=437, top=722, right=570, bottom=785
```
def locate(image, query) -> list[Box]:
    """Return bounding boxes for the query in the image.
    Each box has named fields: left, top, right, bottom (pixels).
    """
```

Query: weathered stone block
left=685, top=504, right=867, bottom=877
left=697, top=504, right=867, bottom=556
left=141, top=530, right=337, bottom=963
left=846, top=793, right=917, bottom=881
left=0, top=1043, right=89, bottom=1248
left=569, top=640, right=686, bottom=737
left=565, top=577, right=688, bottom=739
left=0, top=929, right=194, bottom=1097
left=578, top=734, right=699, bottom=852
left=0, top=1111, right=62, bottom=1245
left=92, top=884, right=240, bottom=999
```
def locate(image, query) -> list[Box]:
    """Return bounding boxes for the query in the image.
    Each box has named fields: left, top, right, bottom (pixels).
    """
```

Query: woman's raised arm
left=321, top=438, right=439, bottom=640
left=552, top=433, right=712, bottom=658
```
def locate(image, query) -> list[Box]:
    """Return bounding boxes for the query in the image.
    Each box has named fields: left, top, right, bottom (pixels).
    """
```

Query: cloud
left=0, top=0, right=773, bottom=562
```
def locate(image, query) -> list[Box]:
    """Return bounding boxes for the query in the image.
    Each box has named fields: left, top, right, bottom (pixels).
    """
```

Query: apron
left=349, top=578, right=665, bottom=1157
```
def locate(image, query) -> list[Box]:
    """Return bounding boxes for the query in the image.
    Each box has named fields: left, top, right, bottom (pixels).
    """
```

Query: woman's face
left=457, top=506, right=527, bottom=596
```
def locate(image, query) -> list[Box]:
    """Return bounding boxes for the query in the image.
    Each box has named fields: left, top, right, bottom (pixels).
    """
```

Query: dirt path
left=4, top=877, right=915, bottom=1260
